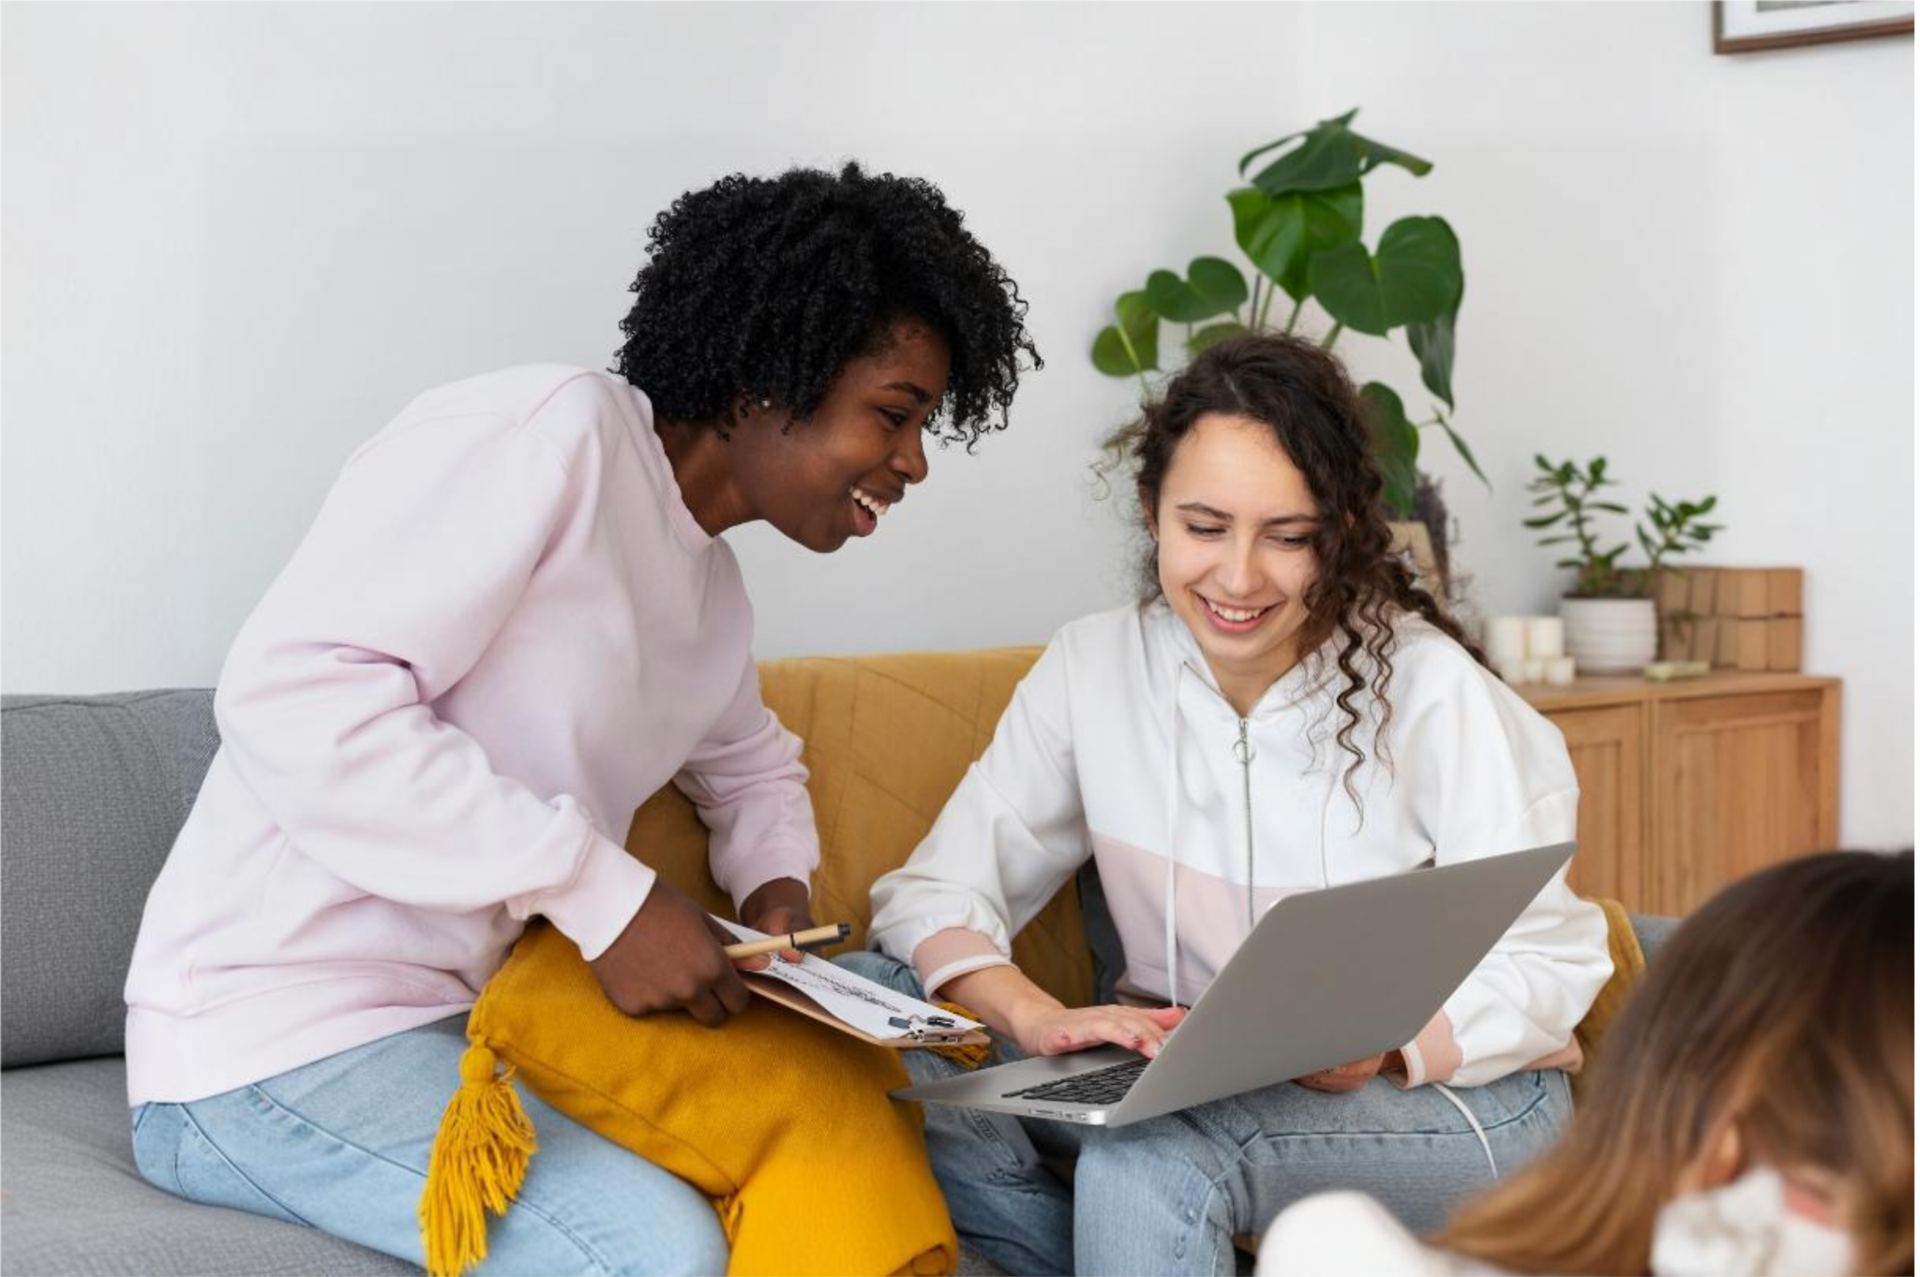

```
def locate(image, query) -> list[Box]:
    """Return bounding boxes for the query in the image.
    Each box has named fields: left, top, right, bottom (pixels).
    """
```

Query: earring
left=758, top=398, right=772, bottom=409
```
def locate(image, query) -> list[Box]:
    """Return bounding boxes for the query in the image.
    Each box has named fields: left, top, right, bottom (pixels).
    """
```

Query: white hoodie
left=867, top=602, right=1610, bottom=1088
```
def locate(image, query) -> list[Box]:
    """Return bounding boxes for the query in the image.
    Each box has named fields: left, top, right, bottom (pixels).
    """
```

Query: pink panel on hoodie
left=1089, top=829, right=1321, bottom=1006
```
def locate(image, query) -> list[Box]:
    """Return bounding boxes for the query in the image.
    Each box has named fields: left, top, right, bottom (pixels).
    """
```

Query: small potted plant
left=1526, top=456, right=1723, bottom=672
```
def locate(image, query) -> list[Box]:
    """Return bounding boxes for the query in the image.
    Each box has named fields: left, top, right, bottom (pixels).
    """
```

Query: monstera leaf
left=1186, top=321, right=1248, bottom=356
left=1360, top=381, right=1420, bottom=517
left=1144, top=257, right=1249, bottom=324
left=1229, top=183, right=1363, bottom=302
left=1090, top=290, right=1160, bottom=377
left=1309, top=216, right=1461, bottom=337
left=1406, top=303, right=1458, bottom=409
left=1239, top=109, right=1432, bottom=197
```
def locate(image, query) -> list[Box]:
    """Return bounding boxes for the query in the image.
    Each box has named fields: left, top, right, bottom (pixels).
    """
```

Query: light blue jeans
left=837, top=950, right=1572, bottom=1277
left=129, top=1016, right=728, bottom=1276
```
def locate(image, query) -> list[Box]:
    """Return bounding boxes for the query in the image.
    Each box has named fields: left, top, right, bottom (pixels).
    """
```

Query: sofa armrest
left=1628, top=911, right=1680, bottom=964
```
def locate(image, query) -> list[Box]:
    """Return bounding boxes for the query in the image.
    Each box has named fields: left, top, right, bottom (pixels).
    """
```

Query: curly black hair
left=1105, top=333, right=1486, bottom=804
left=613, top=162, right=1040, bottom=448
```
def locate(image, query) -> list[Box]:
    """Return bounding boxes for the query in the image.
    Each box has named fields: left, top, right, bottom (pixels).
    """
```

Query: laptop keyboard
left=1002, top=1057, right=1150, bottom=1106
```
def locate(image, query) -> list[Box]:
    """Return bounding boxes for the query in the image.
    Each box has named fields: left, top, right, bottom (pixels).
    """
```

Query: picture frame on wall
left=1714, top=0, right=1914, bottom=53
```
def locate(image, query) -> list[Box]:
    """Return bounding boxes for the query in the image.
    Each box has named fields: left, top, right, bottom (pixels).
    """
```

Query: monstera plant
left=1090, top=109, right=1483, bottom=521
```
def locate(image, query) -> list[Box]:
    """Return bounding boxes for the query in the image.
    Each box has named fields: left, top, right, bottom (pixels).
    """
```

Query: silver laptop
left=895, top=842, right=1575, bottom=1127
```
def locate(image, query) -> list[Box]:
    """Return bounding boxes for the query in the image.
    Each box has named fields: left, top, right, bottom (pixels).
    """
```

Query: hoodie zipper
left=1233, top=717, right=1255, bottom=931
left=1180, top=662, right=1264, bottom=939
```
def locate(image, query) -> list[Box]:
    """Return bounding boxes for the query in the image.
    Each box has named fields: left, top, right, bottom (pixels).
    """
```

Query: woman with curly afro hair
left=123, top=162, right=1039, bottom=1273
left=847, top=333, right=1610, bottom=1276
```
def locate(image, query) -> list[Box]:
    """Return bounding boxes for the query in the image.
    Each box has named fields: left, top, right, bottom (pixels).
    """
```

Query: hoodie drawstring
left=1163, top=663, right=1187, bottom=1008
left=1316, top=764, right=1338, bottom=891
left=1431, top=1082, right=1499, bottom=1180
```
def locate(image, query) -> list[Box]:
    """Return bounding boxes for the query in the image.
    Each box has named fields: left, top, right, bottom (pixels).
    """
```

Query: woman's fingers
left=1294, top=1053, right=1386, bottom=1092
left=1295, top=1070, right=1359, bottom=1093
left=1121, top=1008, right=1179, bottom=1052
left=713, top=968, right=753, bottom=1017
left=684, top=989, right=727, bottom=1028
left=1040, top=1008, right=1177, bottom=1057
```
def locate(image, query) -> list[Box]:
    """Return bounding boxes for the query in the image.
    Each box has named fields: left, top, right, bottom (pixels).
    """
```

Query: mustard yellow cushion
left=462, top=921, right=956, bottom=1277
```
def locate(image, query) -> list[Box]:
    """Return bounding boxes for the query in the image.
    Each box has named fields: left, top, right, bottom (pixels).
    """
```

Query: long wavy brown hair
left=1436, top=850, right=1914, bottom=1275
left=1104, top=332, right=1479, bottom=797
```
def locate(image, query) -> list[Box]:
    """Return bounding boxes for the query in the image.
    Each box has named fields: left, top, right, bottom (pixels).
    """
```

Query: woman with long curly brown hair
left=1260, top=849, right=1913, bottom=1276
left=839, top=332, right=1612, bottom=1275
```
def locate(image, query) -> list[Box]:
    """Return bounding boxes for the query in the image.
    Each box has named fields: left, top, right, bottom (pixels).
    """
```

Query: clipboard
left=743, top=972, right=989, bottom=1050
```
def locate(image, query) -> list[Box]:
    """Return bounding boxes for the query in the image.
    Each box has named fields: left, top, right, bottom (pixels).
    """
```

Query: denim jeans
left=837, top=950, right=1572, bottom=1277
left=129, top=1016, right=728, bottom=1276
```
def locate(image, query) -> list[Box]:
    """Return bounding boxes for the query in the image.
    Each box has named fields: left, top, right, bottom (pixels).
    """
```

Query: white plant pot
left=1560, top=597, right=1657, bottom=674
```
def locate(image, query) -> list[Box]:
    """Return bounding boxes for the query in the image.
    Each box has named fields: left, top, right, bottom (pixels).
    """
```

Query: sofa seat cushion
left=0, top=1058, right=414, bottom=1276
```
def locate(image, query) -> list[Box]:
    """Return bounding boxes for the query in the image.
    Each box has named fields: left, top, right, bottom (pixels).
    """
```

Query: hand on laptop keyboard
left=1009, top=1002, right=1188, bottom=1061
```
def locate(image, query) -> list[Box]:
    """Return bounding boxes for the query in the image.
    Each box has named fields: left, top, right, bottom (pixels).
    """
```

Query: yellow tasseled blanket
left=418, top=922, right=959, bottom=1277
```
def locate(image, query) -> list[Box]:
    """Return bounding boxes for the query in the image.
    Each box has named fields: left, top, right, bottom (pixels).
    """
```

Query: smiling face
left=1150, top=412, right=1322, bottom=713
left=735, top=321, right=951, bottom=553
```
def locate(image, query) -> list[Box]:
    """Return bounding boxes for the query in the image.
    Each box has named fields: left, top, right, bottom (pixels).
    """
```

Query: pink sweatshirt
left=123, top=366, right=819, bottom=1104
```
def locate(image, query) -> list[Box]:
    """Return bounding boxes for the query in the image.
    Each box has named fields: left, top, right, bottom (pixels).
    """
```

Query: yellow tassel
left=719, top=1190, right=747, bottom=1242
left=418, top=1042, right=539, bottom=1277
left=926, top=1001, right=991, bottom=1070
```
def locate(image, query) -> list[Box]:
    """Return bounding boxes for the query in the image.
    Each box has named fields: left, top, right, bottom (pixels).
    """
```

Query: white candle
left=1485, top=615, right=1528, bottom=667
left=1527, top=616, right=1566, bottom=660
left=1545, top=656, right=1577, bottom=686
left=1496, top=657, right=1528, bottom=685
left=1523, top=658, right=1547, bottom=684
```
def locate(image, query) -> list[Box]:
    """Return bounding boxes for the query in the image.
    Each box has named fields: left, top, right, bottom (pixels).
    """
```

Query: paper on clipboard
left=714, top=918, right=986, bottom=1047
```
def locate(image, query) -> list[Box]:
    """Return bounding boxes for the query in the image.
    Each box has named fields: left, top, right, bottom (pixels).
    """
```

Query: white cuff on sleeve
left=923, top=954, right=1018, bottom=1000
left=536, top=836, right=657, bottom=961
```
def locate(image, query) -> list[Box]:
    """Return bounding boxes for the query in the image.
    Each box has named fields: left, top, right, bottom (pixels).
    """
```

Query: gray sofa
left=0, top=689, right=1679, bottom=1277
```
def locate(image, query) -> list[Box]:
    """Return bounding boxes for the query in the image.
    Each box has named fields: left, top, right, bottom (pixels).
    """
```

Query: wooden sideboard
left=1518, top=672, right=1840, bottom=918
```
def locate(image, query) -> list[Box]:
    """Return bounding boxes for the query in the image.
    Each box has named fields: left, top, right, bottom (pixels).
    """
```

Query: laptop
left=895, top=842, right=1575, bottom=1127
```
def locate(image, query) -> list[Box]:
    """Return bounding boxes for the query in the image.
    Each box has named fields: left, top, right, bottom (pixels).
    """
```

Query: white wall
left=4, top=3, right=1911, bottom=845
